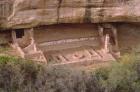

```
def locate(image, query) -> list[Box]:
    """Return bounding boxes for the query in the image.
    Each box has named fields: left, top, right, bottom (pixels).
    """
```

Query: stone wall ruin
left=8, top=23, right=119, bottom=65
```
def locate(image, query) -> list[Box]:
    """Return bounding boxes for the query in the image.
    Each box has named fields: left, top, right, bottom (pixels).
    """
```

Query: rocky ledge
left=0, top=0, right=140, bottom=29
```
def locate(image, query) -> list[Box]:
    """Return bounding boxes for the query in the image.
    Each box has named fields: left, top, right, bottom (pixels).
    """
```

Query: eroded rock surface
left=0, top=0, right=140, bottom=29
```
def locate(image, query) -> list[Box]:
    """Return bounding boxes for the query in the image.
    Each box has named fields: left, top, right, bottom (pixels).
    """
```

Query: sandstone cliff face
left=1, top=0, right=140, bottom=28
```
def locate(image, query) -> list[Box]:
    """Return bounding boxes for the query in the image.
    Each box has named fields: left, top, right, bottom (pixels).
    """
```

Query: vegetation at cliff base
left=0, top=55, right=140, bottom=92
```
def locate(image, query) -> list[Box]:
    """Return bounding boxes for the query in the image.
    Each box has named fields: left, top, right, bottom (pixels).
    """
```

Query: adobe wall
left=15, top=29, right=32, bottom=48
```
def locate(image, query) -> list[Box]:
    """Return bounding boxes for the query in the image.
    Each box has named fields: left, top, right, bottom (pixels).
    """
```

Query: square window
left=15, top=29, right=24, bottom=38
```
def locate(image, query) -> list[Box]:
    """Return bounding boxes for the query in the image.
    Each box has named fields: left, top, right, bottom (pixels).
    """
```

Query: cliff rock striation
left=0, top=0, right=140, bottom=29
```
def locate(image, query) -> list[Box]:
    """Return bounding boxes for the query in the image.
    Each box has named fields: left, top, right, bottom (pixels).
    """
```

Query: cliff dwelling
left=9, top=23, right=119, bottom=65
left=0, top=0, right=140, bottom=65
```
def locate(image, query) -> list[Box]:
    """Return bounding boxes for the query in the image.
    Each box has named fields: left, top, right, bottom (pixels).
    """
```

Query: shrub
left=93, top=54, right=140, bottom=92
left=0, top=54, right=140, bottom=92
left=0, top=56, right=40, bottom=92
left=0, top=56, right=103, bottom=92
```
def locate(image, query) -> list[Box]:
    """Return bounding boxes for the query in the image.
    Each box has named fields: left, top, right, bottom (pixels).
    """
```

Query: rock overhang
left=0, top=0, right=140, bottom=29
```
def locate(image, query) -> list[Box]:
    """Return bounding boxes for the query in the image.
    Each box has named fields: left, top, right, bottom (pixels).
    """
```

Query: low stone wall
left=39, top=37, right=97, bottom=46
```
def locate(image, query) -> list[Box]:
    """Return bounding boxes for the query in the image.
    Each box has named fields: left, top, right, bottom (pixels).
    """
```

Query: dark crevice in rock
left=57, top=0, right=62, bottom=23
left=84, top=0, right=91, bottom=23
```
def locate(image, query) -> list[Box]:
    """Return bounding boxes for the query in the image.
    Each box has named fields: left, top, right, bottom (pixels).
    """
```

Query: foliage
left=0, top=54, right=140, bottom=92
left=94, top=54, right=140, bottom=92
